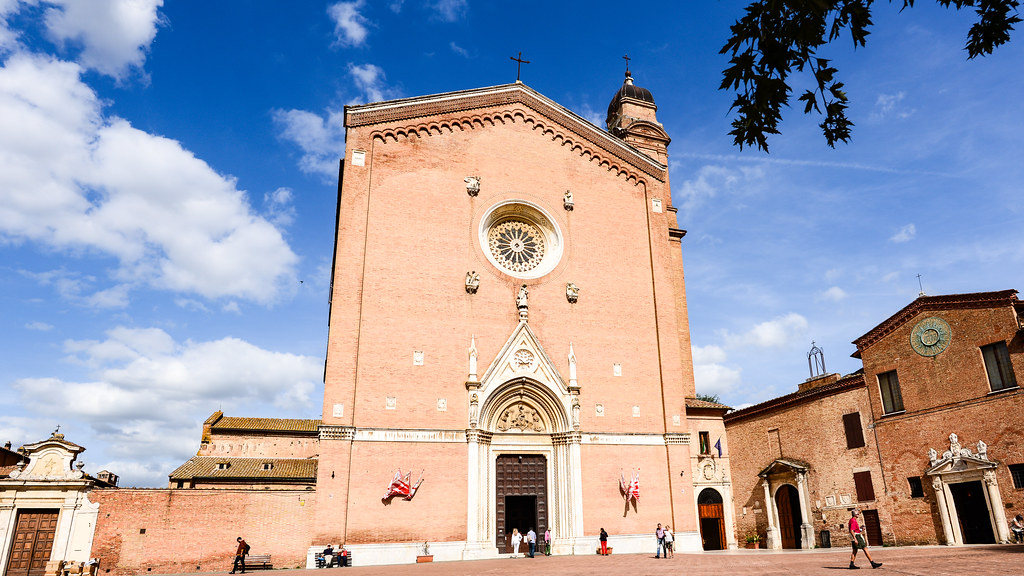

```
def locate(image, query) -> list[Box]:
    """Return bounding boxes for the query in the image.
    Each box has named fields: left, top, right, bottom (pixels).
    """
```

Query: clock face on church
left=910, top=316, right=951, bottom=357
left=479, top=201, right=563, bottom=279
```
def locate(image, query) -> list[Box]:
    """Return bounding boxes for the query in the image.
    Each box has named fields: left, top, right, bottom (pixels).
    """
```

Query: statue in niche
left=566, top=282, right=579, bottom=304
left=464, top=176, right=480, bottom=196
left=465, top=271, right=480, bottom=294
left=571, top=396, right=580, bottom=430
left=469, top=393, right=479, bottom=428
left=517, top=284, right=529, bottom=308
left=563, top=189, right=574, bottom=211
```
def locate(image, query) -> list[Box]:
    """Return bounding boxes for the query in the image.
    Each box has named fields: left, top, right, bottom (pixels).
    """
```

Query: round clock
left=910, top=317, right=951, bottom=357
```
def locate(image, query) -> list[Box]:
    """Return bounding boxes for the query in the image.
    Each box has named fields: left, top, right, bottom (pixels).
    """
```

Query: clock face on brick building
left=910, top=317, right=952, bottom=356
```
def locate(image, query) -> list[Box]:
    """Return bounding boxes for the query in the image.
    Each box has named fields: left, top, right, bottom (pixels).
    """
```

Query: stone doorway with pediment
left=925, top=433, right=1009, bottom=544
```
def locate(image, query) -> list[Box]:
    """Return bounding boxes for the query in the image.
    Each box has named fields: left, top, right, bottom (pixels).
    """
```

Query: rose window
left=488, top=220, right=545, bottom=273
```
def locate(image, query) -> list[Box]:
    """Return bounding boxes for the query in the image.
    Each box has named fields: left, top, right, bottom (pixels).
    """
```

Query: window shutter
left=853, top=471, right=875, bottom=501
left=843, top=412, right=865, bottom=449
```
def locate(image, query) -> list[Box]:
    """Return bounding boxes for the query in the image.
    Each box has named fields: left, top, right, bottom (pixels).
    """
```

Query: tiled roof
left=211, top=417, right=321, bottom=433
left=169, top=457, right=317, bottom=481
left=724, top=371, right=865, bottom=424
left=685, top=398, right=732, bottom=410
left=851, top=289, right=1018, bottom=356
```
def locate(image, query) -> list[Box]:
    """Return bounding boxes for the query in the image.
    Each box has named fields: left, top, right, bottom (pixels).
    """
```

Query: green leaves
left=721, top=0, right=1020, bottom=151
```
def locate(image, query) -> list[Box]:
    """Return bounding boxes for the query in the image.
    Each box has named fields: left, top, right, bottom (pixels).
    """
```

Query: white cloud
left=872, top=91, right=913, bottom=120
left=12, top=326, right=323, bottom=486
left=327, top=0, right=370, bottom=48
left=890, top=223, right=916, bottom=243
left=431, top=0, right=467, bottom=22
left=0, top=0, right=21, bottom=52
left=820, top=286, right=848, bottom=301
left=42, top=0, right=165, bottom=79
left=675, top=164, right=763, bottom=216
left=272, top=108, right=346, bottom=179
left=25, top=321, right=54, bottom=331
left=691, top=344, right=742, bottom=398
left=449, top=41, right=469, bottom=58
left=723, top=313, right=809, bottom=349
left=264, top=187, right=296, bottom=226
left=348, top=62, right=392, bottom=102
left=0, top=54, right=298, bottom=304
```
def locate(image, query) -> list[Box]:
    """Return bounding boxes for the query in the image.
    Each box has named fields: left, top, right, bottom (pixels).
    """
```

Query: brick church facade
left=313, top=75, right=729, bottom=563
left=725, top=290, right=1024, bottom=550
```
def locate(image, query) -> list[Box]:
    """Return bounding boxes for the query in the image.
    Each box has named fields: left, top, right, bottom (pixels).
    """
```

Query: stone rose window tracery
left=479, top=201, right=563, bottom=279
left=489, top=220, right=545, bottom=273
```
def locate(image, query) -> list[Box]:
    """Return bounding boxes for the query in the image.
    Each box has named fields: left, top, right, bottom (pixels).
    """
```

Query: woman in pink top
left=848, top=509, right=882, bottom=569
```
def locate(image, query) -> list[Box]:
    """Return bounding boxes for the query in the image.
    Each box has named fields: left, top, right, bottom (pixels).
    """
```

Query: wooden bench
left=315, top=552, right=353, bottom=568
left=243, top=555, right=272, bottom=570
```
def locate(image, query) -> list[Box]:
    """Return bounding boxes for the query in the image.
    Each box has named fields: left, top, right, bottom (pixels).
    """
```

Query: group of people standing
left=654, top=523, right=674, bottom=558
left=509, top=527, right=551, bottom=558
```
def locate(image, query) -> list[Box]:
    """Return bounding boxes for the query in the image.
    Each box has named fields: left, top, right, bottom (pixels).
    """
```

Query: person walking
left=511, top=528, right=522, bottom=558
left=599, top=528, right=609, bottom=555
left=230, top=537, right=248, bottom=574
left=654, top=523, right=665, bottom=558
left=527, top=527, right=537, bottom=558
left=544, top=528, right=552, bottom=556
left=848, top=510, right=882, bottom=569
left=664, top=525, right=674, bottom=558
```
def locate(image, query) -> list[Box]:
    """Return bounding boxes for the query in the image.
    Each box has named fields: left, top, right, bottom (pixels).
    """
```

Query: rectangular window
left=1010, top=464, right=1024, bottom=489
left=982, top=342, right=1017, bottom=392
left=877, top=370, right=904, bottom=414
left=854, top=470, right=876, bottom=502
left=699, top=431, right=711, bottom=455
left=907, top=477, right=924, bottom=498
left=843, top=412, right=866, bottom=449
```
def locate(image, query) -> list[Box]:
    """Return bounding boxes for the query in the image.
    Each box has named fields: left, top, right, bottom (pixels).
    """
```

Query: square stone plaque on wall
left=386, top=396, right=397, bottom=410
left=332, top=403, right=344, bottom=418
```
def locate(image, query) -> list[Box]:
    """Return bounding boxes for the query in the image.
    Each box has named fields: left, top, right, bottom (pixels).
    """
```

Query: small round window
left=479, top=201, right=562, bottom=279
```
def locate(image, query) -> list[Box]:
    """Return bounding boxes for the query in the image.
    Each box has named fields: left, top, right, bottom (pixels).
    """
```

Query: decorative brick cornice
left=345, top=83, right=667, bottom=184
left=725, top=372, right=866, bottom=424
left=318, top=425, right=355, bottom=441
left=664, top=433, right=691, bottom=445
left=551, top=431, right=582, bottom=446
left=852, top=290, right=1018, bottom=356
left=466, top=429, right=493, bottom=444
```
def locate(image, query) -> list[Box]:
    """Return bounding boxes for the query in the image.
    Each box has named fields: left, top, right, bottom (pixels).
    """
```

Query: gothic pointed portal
left=462, top=320, right=584, bottom=557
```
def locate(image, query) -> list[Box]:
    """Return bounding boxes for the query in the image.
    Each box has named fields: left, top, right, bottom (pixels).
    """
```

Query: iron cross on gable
left=623, top=54, right=630, bottom=73
left=510, top=51, right=530, bottom=82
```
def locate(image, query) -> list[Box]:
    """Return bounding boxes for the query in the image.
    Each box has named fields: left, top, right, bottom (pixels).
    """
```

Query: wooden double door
left=5, top=510, right=60, bottom=576
left=495, top=454, right=548, bottom=553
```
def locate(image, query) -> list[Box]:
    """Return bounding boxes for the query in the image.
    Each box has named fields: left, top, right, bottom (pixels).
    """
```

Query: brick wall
left=90, top=488, right=314, bottom=575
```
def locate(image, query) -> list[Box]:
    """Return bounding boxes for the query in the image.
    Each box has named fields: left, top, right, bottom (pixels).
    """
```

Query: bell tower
left=605, top=71, right=671, bottom=164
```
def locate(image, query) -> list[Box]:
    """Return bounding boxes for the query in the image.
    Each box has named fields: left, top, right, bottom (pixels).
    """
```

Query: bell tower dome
left=606, top=71, right=671, bottom=164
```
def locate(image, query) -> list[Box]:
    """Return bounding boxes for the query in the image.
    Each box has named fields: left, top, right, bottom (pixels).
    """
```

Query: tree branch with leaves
left=720, top=0, right=1020, bottom=152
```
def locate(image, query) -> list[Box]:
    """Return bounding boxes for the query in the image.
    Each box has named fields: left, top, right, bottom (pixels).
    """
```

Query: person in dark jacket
left=230, top=537, right=248, bottom=574
left=599, top=528, right=609, bottom=555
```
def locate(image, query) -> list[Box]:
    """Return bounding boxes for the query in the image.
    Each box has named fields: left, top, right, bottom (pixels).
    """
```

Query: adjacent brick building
left=725, top=290, right=1024, bottom=549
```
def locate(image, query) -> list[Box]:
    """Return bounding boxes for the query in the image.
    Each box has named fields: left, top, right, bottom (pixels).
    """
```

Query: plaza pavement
left=162, top=544, right=1024, bottom=576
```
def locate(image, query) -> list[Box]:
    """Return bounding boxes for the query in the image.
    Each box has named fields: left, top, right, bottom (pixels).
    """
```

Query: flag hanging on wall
left=383, top=469, right=424, bottom=501
left=714, top=438, right=722, bottom=458
left=620, top=468, right=640, bottom=502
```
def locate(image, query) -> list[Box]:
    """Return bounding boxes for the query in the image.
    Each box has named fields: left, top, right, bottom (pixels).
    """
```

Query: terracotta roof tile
left=169, top=457, right=317, bottom=481
left=685, top=397, right=732, bottom=410
left=724, top=371, right=865, bottom=424
left=211, top=417, right=320, bottom=433
left=851, top=290, right=1018, bottom=356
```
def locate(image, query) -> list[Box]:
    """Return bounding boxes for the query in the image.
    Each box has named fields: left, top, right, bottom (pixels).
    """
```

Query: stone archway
left=758, top=458, right=813, bottom=550
left=774, top=484, right=802, bottom=549
left=697, top=488, right=726, bottom=550
left=465, top=375, right=582, bottom=557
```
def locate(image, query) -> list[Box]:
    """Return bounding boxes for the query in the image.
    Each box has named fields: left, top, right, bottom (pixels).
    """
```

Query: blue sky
left=1, top=1, right=1021, bottom=487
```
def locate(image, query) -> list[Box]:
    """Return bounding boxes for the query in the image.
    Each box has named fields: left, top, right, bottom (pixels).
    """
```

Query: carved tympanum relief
left=496, top=403, right=545, bottom=432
